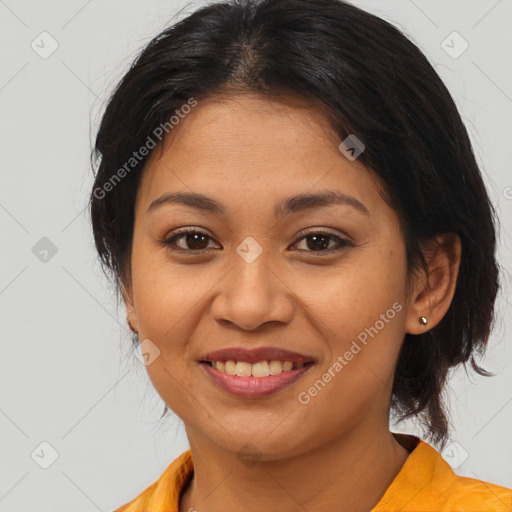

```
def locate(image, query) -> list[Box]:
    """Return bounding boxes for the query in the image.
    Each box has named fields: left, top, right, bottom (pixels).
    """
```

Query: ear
left=405, top=233, right=461, bottom=335
left=121, top=278, right=139, bottom=334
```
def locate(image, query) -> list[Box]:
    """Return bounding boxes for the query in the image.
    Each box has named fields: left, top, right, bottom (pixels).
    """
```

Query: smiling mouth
left=200, top=360, right=315, bottom=377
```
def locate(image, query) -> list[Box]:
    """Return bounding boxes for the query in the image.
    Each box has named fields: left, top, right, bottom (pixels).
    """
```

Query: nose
left=210, top=249, right=295, bottom=331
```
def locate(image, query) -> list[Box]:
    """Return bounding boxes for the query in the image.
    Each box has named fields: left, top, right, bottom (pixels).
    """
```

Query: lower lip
left=201, top=363, right=314, bottom=398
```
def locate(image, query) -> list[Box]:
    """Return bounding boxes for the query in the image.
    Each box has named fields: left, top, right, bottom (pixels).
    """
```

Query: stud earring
left=419, top=316, right=428, bottom=325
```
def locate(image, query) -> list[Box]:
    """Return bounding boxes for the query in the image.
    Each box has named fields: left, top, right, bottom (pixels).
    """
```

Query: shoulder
left=434, top=465, right=511, bottom=511
left=113, top=450, right=194, bottom=512
left=374, top=437, right=511, bottom=512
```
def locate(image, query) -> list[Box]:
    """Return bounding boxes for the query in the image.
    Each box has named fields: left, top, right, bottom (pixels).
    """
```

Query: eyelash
left=160, top=228, right=352, bottom=255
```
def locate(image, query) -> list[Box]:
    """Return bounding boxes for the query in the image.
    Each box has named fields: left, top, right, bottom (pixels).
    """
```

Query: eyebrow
left=147, top=190, right=371, bottom=217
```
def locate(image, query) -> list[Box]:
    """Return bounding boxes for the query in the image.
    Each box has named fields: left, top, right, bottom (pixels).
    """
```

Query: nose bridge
left=211, top=240, right=294, bottom=330
left=233, top=244, right=274, bottom=298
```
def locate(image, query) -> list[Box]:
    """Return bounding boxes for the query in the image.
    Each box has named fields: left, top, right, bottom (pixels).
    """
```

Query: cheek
left=293, top=240, right=407, bottom=333
left=292, top=241, right=408, bottom=392
left=128, top=246, right=206, bottom=410
left=130, top=240, right=213, bottom=337
left=293, top=298, right=407, bottom=446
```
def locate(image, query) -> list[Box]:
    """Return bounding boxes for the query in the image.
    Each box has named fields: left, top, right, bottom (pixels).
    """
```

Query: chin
left=200, top=424, right=318, bottom=462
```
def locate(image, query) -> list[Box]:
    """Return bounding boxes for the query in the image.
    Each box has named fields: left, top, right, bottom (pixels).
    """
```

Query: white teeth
left=211, top=360, right=300, bottom=377
left=269, top=360, right=283, bottom=375
left=282, top=361, right=293, bottom=372
left=235, top=361, right=252, bottom=377
left=252, top=361, right=270, bottom=377
left=225, top=360, right=236, bottom=375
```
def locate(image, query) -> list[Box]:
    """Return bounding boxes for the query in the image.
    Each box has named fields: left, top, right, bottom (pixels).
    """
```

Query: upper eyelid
left=165, top=228, right=349, bottom=250
left=167, top=227, right=347, bottom=240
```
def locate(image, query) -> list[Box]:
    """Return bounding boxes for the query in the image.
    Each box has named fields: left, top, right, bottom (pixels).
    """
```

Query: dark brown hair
left=89, top=0, right=501, bottom=451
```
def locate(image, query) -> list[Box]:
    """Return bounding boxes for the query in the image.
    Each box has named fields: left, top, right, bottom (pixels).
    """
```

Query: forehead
left=136, top=93, right=385, bottom=216
left=150, top=93, right=339, bottom=161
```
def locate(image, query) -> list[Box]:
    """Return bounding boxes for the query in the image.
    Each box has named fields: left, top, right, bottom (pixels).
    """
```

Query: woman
left=89, top=0, right=511, bottom=510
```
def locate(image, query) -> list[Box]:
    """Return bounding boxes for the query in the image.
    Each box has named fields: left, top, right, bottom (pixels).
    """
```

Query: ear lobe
left=405, top=233, right=461, bottom=335
left=121, top=280, right=139, bottom=334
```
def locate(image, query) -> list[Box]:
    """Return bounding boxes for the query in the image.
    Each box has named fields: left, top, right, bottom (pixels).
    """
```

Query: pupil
left=184, top=234, right=331, bottom=251
left=307, top=234, right=329, bottom=251
left=187, top=233, right=208, bottom=250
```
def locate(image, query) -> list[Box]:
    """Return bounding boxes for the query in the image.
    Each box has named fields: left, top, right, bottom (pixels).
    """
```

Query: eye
left=161, top=228, right=218, bottom=252
left=160, top=228, right=352, bottom=255
left=292, top=231, right=351, bottom=254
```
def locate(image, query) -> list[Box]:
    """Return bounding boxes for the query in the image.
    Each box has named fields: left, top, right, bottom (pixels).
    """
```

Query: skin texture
left=124, top=93, right=461, bottom=512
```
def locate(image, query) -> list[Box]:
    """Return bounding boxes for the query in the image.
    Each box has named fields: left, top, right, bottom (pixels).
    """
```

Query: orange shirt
left=114, top=434, right=511, bottom=512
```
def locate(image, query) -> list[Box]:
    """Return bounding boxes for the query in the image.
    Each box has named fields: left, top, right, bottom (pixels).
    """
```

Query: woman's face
left=125, top=93, right=421, bottom=460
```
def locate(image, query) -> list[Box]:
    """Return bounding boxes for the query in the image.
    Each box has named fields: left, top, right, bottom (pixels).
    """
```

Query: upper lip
left=200, top=347, right=316, bottom=365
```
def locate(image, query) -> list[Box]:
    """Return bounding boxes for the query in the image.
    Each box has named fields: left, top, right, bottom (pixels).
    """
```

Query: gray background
left=1, top=1, right=511, bottom=510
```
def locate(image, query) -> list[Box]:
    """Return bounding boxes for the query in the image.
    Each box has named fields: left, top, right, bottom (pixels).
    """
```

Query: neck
left=179, top=424, right=411, bottom=512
